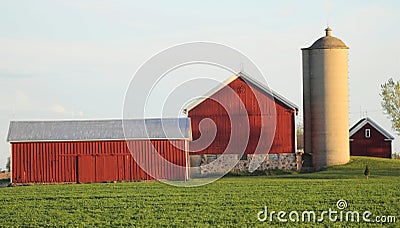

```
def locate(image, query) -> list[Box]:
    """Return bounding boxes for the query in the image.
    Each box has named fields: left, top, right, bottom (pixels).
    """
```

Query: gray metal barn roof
left=7, top=118, right=191, bottom=142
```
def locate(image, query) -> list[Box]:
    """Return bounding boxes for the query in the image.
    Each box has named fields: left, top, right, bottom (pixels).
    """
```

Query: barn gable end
left=186, top=71, right=298, bottom=164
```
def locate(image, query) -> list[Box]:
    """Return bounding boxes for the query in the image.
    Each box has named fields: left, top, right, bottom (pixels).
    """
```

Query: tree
left=296, top=122, right=304, bottom=135
left=380, top=78, right=400, bottom=135
left=364, top=165, right=370, bottom=180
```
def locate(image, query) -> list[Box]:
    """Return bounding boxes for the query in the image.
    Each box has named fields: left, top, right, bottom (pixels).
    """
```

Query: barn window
left=365, top=129, right=371, bottom=138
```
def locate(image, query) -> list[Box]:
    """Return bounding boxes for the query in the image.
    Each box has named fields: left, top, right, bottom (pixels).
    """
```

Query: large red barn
left=185, top=72, right=299, bottom=172
left=7, top=118, right=190, bottom=184
left=349, top=117, right=394, bottom=158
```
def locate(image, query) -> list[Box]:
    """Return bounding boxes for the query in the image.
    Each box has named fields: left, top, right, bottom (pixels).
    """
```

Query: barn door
left=77, top=155, right=95, bottom=183
left=95, top=155, right=118, bottom=182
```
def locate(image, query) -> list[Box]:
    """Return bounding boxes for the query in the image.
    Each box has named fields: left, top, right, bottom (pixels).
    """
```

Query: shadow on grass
left=0, top=178, right=10, bottom=188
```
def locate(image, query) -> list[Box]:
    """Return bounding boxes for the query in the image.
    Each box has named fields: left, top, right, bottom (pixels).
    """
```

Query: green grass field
left=0, top=156, right=399, bottom=227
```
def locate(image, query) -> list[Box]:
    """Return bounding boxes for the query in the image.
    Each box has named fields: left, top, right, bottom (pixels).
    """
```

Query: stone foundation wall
left=233, top=153, right=298, bottom=171
left=189, top=153, right=301, bottom=177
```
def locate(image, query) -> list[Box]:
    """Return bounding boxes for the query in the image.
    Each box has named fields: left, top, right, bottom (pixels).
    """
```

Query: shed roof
left=7, top=118, right=191, bottom=142
left=349, top=117, right=394, bottom=140
left=184, top=71, right=299, bottom=113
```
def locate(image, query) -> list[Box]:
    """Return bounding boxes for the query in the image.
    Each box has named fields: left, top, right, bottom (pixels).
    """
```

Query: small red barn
left=349, top=117, right=394, bottom=158
left=7, top=118, right=190, bottom=184
left=185, top=72, right=298, bottom=158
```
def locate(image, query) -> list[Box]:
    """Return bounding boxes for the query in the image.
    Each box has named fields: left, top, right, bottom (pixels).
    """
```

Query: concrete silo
left=302, top=27, right=350, bottom=170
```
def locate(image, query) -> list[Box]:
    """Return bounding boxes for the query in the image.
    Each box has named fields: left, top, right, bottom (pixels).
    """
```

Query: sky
left=1, top=0, right=400, bottom=169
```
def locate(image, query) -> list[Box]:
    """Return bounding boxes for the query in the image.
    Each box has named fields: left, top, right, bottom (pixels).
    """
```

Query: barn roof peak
left=184, top=71, right=299, bottom=113
left=349, top=117, right=394, bottom=140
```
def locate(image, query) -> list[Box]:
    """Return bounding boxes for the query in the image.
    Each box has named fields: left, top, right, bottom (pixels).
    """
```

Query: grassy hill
left=291, top=156, right=400, bottom=179
left=0, top=156, right=398, bottom=227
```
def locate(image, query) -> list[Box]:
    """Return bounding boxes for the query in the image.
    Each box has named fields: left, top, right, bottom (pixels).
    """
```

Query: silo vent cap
left=325, top=27, right=332, bottom=36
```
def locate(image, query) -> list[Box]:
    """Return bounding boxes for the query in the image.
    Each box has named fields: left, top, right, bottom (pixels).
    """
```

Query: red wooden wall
left=350, top=123, right=392, bottom=158
left=11, top=140, right=187, bottom=184
left=188, top=77, right=296, bottom=155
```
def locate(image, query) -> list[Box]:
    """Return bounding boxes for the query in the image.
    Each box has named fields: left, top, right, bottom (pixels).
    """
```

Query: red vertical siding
left=350, top=123, right=392, bottom=158
left=188, top=77, right=296, bottom=155
left=11, top=140, right=188, bottom=184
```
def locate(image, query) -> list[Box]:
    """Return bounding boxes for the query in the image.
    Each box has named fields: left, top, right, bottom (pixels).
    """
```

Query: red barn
left=349, top=117, right=394, bottom=158
left=7, top=118, right=190, bottom=184
left=185, top=72, right=298, bottom=170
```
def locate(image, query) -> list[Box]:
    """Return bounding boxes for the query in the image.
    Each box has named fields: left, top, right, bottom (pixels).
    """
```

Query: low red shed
left=349, top=117, right=394, bottom=158
left=7, top=118, right=190, bottom=184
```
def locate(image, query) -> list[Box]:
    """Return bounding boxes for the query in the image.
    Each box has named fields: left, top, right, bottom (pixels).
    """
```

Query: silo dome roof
left=306, top=27, right=348, bottom=49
